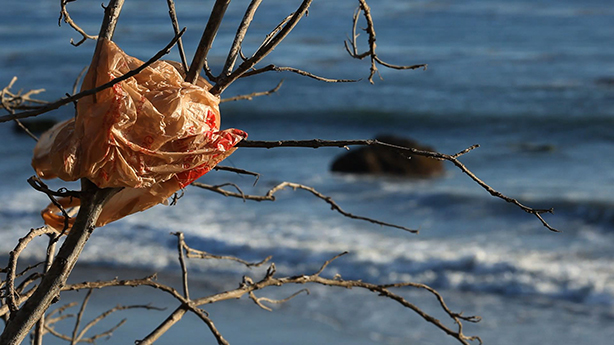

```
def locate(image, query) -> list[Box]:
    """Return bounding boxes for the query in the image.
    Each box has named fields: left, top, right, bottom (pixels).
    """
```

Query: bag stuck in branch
left=32, top=39, right=247, bottom=232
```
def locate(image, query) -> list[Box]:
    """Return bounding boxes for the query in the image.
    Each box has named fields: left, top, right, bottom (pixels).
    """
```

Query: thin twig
left=43, top=300, right=163, bottom=343
left=4, top=227, right=56, bottom=317
left=192, top=181, right=418, bottom=232
left=28, top=176, right=80, bottom=234
left=211, top=0, right=314, bottom=94
left=240, top=65, right=357, bottom=83
left=236, top=139, right=558, bottom=231
left=166, top=0, right=189, bottom=74
left=77, top=304, right=163, bottom=343
left=28, top=176, right=81, bottom=199
left=1, top=77, right=43, bottom=141
left=72, top=67, right=89, bottom=96
left=64, top=276, right=227, bottom=345
left=59, top=0, right=98, bottom=46
left=185, top=252, right=481, bottom=345
left=221, top=0, right=263, bottom=77
left=175, top=231, right=272, bottom=267
left=0, top=176, right=122, bottom=345
left=33, top=233, right=59, bottom=345
left=345, top=0, right=427, bottom=83
left=172, top=233, right=190, bottom=300
left=248, top=289, right=309, bottom=312
left=220, top=80, right=283, bottom=103
left=1, top=77, right=47, bottom=111
left=12, top=120, right=39, bottom=141
left=212, top=165, right=261, bottom=185
left=70, top=289, right=93, bottom=345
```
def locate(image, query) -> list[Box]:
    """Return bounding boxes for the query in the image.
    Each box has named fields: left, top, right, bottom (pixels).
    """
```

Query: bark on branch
left=236, top=139, right=558, bottom=232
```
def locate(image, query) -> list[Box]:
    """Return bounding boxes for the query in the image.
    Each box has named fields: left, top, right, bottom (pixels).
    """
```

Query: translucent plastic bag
left=33, top=39, right=246, bottom=231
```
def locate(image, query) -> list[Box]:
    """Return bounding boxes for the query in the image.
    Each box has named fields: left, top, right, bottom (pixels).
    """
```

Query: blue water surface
left=1, top=1, right=614, bottom=344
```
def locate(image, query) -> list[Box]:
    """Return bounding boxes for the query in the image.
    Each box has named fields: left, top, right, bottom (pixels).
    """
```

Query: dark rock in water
left=331, top=135, right=444, bottom=178
left=13, top=118, right=58, bottom=135
left=595, top=77, right=614, bottom=87
left=511, top=142, right=556, bottom=153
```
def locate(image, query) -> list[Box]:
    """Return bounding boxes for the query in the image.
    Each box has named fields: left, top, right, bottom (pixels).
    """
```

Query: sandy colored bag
left=33, top=39, right=246, bottom=231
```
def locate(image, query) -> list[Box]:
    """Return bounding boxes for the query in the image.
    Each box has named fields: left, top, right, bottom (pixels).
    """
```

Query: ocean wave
left=2, top=182, right=613, bottom=308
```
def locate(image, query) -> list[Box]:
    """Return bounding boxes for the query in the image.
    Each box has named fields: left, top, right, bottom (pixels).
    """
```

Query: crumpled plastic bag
left=32, top=38, right=247, bottom=232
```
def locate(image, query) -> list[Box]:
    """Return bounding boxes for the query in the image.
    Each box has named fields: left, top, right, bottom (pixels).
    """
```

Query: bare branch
left=72, top=66, right=89, bottom=96
left=315, top=251, right=348, bottom=275
left=70, top=289, right=93, bottom=345
left=236, top=139, right=558, bottom=231
left=42, top=299, right=163, bottom=344
left=212, top=165, right=261, bottom=185
left=452, top=144, right=480, bottom=159
left=3, top=227, right=56, bottom=317
left=240, top=65, right=357, bottom=83
left=12, top=120, right=39, bottom=141
left=33, top=233, right=60, bottom=345
left=1, top=77, right=46, bottom=141
left=77, top=304, right=163, bottom=343
left=250, top=288, right=309, bottom=311
left=221, top=0, right=264, bottom=77
left=46, top=302, right=79, bottom=324
left=96, top=0, right=124, bottom=41
left=1, top=77, right=47, bottom=116
left=172, top=233, right=190, bottom=300
left=0, top=178, right=122, bottom=344
left=175, top=231, right=272, bottom=267
left=211, top=0, right=314, bottom=94
left=28, top=176, right=81, bottom=199
left=182, top=252, right=481, bottom=345
left=0, top=288, right=36, bottom=320
left=191, top=181, right=419, bottom=233
left=345, top=0, right=427, bottom=83
left=59, top=0, right=98, bottom=46
left=220, top=80, right=283, bottom=103
left=165, top=0, right=189, bottom=74
left=186, top=0, right=232, bottom=84
left=13, top=274, right=42, bottom=298
left=64, top=275, right=228, bottom=345
left=28, top=176, right=80, bottom=234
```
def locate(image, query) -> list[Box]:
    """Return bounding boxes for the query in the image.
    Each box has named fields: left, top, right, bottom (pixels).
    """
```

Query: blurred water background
left=1, top=0, right=614, bottom=344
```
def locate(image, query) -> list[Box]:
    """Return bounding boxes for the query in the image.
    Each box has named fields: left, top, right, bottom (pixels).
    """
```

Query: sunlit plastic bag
left=32, top=39, right=246, bottom=231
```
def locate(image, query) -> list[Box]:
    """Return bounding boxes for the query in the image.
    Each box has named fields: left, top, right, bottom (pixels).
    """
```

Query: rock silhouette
left=331, top=135, right=444, bottom=178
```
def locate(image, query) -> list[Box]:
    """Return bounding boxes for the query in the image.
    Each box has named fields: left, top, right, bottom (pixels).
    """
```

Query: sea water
left=1, top=0, right=614, bottom=344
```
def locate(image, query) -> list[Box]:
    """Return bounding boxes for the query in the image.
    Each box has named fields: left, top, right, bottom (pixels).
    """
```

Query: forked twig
left=211, top=0, right=314, bottom=94
left=192, top=181, right=419, bottom=233
left=42, top=292, right=163, bottom=344
left=220, top=80, right=283, bottom=103
left=248, top=289, right=309, bottom=312
left=212, top=165, right=261, bottom=185
left=3, top=227, right=56, bottom=317
left=176, top=231, right=272, bottom=267
left=172, top=232, right=190, bottom=300
left=345, top=0, right=427, bottom=83
left=236, top=139, right=558, bottom=231
left=221, top=0, right=264, bottom=76
left=59, top=0, right=98, bottom=46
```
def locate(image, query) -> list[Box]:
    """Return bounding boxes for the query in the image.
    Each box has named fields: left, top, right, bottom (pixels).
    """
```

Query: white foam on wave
left=2, top=175, right=614, bottom=306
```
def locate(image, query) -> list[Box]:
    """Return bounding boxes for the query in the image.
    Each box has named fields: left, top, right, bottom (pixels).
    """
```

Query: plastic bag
left=32, top=39, right=247, bottom=231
